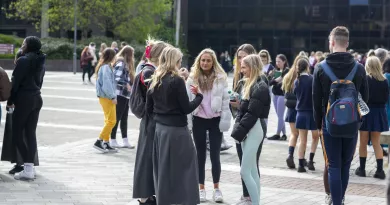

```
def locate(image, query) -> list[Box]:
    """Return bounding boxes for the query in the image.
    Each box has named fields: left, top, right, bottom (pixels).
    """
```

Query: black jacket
left=146, top=73, right=203, bottom=127
left=7, top=52, right=46, bottom=106
left=312, top=52, right=368, bottom=130
left=231, top=77, right=271, bottom=141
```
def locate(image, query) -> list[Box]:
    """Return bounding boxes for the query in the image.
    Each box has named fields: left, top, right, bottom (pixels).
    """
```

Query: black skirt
left=153, top=122, right=200, bottom=205
left=133, top=114, right=156, bottom=198
left=295, top=111, right=317, bottom=130
left=285, top=108, right=297, bottom=123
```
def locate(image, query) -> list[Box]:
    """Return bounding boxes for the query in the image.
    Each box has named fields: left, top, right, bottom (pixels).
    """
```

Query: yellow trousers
left=99, top=98, right=116, bottom=141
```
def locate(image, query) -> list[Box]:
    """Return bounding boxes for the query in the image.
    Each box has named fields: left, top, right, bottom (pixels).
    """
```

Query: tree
left=100, top=0, right=173, bottom=42
left=3, top=0, right=173, bottom=41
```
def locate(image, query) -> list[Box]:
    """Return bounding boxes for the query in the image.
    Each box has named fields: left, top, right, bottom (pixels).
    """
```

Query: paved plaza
left=0, top=71, right=387, bottom=205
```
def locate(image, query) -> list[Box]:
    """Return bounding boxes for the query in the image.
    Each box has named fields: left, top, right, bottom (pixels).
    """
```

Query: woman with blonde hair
left=186, top=48, right=231, bottom=202
left=231, top=54, right=271, bottom=205
left=231, top=44, right=270, bottom=205
left=110, top=45, right=136, bottom=149
left=99, top=43, right=107, bottom=59
left=356, top=56, right=389, bottom=180
left=146, top=47, right=203, bottom=205
left=259, top=49, right=274, bottom=77
left=281, top=55, right=305, bottom=169
left=132, top=37, right=170, bottom=205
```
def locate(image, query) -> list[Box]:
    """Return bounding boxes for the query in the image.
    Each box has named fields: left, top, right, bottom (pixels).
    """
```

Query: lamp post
left=175, top=0, right=181, bottom=47
left=73, top=0, right=77, bottom=74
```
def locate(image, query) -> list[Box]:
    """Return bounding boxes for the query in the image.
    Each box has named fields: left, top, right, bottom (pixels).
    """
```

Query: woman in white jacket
left=186, top=48, right=231, bottom=203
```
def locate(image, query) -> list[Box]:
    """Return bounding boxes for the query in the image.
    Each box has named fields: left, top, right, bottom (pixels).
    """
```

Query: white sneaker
left=14, top=170, right=34, bottom=180
left=213, top=189, right=223, bottom=203
left=325, top=194, right=332, bottom=205
left=234, top=196, right=250, bottom=205
left=199, top=189, right=207, bottom=202
left=123, top=138, right=135, bottom=149
left=110, top=139, right=122, bottom=148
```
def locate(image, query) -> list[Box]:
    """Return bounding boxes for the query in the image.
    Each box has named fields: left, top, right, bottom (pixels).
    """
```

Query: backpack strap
left=345, top=62, right=359, bottom=81
left=320, top=60, right=338, bottom=82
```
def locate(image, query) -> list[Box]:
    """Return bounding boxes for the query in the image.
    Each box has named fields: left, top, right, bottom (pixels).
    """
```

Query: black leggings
left=13, top=94, right=42, bottom=164
left=82, top=64, right=92, bottom=82
left=111, top=95, right=129, bottom=139
left=193, top=116, right=223, bottom=184
left=236, top=118, right=266, bottom=197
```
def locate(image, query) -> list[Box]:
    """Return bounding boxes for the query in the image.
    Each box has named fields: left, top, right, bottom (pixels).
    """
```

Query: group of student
left=91, top=26, right=390, bottom=205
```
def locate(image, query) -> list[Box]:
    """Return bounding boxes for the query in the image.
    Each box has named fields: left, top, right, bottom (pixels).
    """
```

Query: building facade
left=185, top=0, right=390, bottom=63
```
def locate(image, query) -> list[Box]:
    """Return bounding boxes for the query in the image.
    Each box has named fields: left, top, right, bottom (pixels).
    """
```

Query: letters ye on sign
left=304, top=6, right=320, bottom=18
left=0, top=44, right=14, bottom=55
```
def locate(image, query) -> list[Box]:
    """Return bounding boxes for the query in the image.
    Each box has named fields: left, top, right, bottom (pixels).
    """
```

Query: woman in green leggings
left=231, top=54, right=271, bottom=205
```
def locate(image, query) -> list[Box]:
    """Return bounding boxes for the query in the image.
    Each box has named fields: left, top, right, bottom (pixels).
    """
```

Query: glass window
left=332, top=6, right=350, bottom=24
left=223, top=0, right=238, bottom=6
left=275, top=0, right=293, bottom=6
left=240, top=0, right=257, bottom=6
left=209, top=7, right=236, bottom=23
left=293, top=0, right=311, bottom=6
left=210, top=0, right=222, bottom=6
left=369, top=6, right=383, bottom=21
left=260, top=0, right=274, bottom=6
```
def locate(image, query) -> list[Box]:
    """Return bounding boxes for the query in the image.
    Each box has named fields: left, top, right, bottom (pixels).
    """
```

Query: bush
left=0, top=34, right=23, bottom=47
left=0, top=34, right=147, bottom=61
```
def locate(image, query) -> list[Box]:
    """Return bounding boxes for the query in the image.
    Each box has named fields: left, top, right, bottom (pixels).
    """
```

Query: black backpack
left=129, top=64, right=155, bottom=119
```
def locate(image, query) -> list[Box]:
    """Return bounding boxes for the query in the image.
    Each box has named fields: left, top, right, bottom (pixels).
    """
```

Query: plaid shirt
left=114, top=61, right=131, bottom=98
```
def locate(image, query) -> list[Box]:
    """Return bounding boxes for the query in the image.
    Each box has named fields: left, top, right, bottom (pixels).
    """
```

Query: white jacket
left=186, top=74, right=232, bottom=132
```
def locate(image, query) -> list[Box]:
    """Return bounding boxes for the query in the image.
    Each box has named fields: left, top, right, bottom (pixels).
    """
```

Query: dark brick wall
left=0, top=59, right=83, bottom=72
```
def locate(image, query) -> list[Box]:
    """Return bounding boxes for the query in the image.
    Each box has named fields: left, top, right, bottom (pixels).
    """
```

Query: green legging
left=240, top=119, right=263, bottom=205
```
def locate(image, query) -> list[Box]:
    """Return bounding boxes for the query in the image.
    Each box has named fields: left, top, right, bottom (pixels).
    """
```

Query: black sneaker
left=355, top=167, right=366, bottom=177
left=268, top=134, right=280, bottom=140
left=280, top=134, right=287, bottom=141
left=104, top=142, right=118, bottom=153
left=139, top=196, right=156, bottom=204
left=373, top=170, right=386, bottom=179
left=93, top=139, right=108, bottom=153
left=286, top=155, right=296, bottom=169
left=307, top=161, right=316, bottom=171
left=297, top=166, right=307, bottom=173
left=9, top=165, right=24, bottom=175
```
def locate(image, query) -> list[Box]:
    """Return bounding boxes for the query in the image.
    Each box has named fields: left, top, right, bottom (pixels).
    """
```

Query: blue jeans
left=322, top=124, right=358, bottom=205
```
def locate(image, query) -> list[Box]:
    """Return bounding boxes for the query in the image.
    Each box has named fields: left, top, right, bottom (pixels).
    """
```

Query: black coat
left=231, top=77, right=271, bottom=142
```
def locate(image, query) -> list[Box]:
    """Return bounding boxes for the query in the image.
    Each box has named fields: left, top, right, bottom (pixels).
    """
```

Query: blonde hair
left=145, top=36, right=170, bottom=66
left=365, top=56, right=386, bottom=81
left=233, top=44, right=257, bottom=90
left=149, top=47, right=183, bottom=92
left=99, top=43, right=107, bottom=56
left=282, top=55, right=309, bottom=93
left=190, top=48, right=227, bottom=89
left=259, top=49, right=272, bottom=64
left=115, top=45, right=135, bottom=83
left=241, top=54, right=264, bottom=100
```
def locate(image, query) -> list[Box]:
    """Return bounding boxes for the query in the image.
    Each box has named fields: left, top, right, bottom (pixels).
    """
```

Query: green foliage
left=0, top=34, right=23, bottom=47
left=2, top=0, right=173, bottom=42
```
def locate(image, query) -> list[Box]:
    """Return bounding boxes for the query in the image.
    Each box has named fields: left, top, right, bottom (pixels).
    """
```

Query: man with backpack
left=312, top=26, right=368, bottom=205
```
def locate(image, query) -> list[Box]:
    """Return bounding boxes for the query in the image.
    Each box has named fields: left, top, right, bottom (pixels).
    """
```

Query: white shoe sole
left=93, top=145, right=109, bottom=153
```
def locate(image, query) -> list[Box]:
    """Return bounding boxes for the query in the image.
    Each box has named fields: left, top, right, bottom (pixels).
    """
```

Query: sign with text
left=0, top=44, right=14, bottom=54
